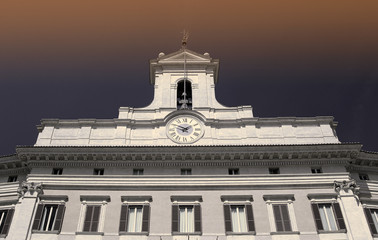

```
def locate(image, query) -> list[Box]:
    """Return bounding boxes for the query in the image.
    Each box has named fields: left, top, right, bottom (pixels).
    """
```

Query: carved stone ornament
left=17, top=182, right=43, bottom=198
left=334, top=180, right=360, bottom=195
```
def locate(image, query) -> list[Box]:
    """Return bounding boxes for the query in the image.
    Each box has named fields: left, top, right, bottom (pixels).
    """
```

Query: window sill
left=270, top=231, right=300, bottom=235
left=119, top=232, right=149, bottom=236
left=75, top=231, right=104, bottom=235
left=172, top=232, right=202, bottom=235
left=318, top=229, right=347, bottom=234
left=0, top=234, right=7, bottom=238
left=226, top=231, right=256, bottom=235
left=32, top=230, right=59, bottom=234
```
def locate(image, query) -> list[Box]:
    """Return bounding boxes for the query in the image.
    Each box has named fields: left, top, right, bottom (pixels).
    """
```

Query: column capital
left=334, top=180, right=360, bottom=196
left=17, top=181, right=43, bottom=198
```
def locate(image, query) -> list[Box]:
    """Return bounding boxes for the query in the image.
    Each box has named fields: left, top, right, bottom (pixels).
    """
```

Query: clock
left=166, top=115, right=204, bottom=144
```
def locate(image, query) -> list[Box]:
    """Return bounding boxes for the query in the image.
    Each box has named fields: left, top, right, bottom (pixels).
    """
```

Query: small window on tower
left=181, top=169, right=192, bottom=175
left=93, top=169, right=104, bottom=175
left=177, top=80, right=192, bottom=110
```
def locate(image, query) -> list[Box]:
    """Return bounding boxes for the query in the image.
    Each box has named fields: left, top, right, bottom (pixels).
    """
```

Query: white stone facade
left=0, top=48, right=377, bottom=240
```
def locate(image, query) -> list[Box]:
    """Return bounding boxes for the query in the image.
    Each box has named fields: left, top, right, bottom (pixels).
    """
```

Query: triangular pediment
left=158, top=48, right=211, bottom=63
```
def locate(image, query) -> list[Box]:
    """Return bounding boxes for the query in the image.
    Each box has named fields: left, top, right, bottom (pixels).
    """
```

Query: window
left=83, top=205, right=101, bottom=232
left=7, top=176, right=17, bottom=182
left=311, top=203, right=346, bottom=232
left=224, top=204, right=255, bottom=234
left=32, top=204, right=65, bottom=232
left=119, top=205, right=150, bottom=233
left=133, top=169, right=144, bottom=175
left=229, top=168, right=239, bottom=175
left=52, top=168, right=63, bottom=175
left=269, top=168, right=280, bottom=174
left=272, top=204, right=292, bottom=232
left=364, top=208, right=378, bottom=236
left=263, top=194, right=298, bottom=234
left=93, top=168, right=104, bottom=175
left=359, top=173, right=370, bottom=180
left=181, top=169, right=192, bottom=175
left=0, top=209, right=14, bottom=236
left=311, top=167, right=322, bottom=174
left=78, top=195, right=109, bottom=234
left=172, top=204, right=201, bottom=234
left=177, top=80, right=192, bottom=110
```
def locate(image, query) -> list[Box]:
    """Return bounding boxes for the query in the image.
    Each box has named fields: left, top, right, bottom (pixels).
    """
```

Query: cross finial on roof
left=182, top=30, right=189, bottom=48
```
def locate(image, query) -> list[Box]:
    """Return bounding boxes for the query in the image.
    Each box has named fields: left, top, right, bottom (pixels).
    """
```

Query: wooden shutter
left=194, top=204, right=201, bottom=233
left=119, top=205, right=128, bottom=232
left=91, top=205, right=101, bottom=232
left=223, top=205, right=232, bottom=232
left=32, top=204, right=44, bottom=230
left=273, top=205, right=283, bottom=231
left=333, top=203, right=346, bottom=230
left=273, top=204, right=291, bottom=232
left=172, top=205, right=179, bottom=233
left=1, top=209, right=14, bottom=235
left=53, top=204, right=65, bottom=232
left=281, top=204, right=292, bottom=232
left=142, top=205, right=150, bottom=232
left=83, top=205, right=93, bottom=232
left=246, top=204, right=255, bottom=232
left=364, top=208, right=378, bottom=235
left=311, top=203, right=323, bottom=231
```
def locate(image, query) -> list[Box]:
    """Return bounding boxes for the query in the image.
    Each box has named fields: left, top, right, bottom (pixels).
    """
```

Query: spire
left=180, top=30, right=190, bottom=110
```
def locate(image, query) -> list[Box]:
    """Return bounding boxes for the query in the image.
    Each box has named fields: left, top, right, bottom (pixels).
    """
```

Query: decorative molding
left=17, top=182, right=43, bottom=198
left=221, top=195, right=253, bottom=202
left=121, top=196, right=152, bottom=203
left=80, top=195, right=110, bottom=202
left=334, top=180, right=360, bottom=195
left=170, top=195, right=203, bottom=202
left=263, top=194, right=295, bottom=201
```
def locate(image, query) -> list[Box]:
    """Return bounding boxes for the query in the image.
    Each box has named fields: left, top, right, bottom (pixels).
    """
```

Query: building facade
left=0, top=48, right=377, bottom=240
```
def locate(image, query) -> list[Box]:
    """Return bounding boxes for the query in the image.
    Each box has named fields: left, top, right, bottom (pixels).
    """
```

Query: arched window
left=177, top=80, right=192, bottom=110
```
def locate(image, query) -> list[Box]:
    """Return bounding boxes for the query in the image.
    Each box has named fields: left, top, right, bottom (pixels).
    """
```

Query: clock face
left=166, top=115, right=204, bottom=144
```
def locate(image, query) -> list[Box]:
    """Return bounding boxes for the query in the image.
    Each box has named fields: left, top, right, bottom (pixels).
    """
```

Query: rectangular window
left=181, top=169, right=192, bottom=175
left=273, top=204, right=292, bottom=232
left=228, top=168, right=239, bottom=175
left=359, top=173, right=369, bottom=180
left=133, top=169, right=144, bottom=175
left=0, top=209, right=14, bottom=235
left=7, top=176, right=17, bottom=182
left=32, top=204, right=65, bottom=232
left=311, top=167, right=323, bottom=174
left=172, top=204, right=201, bottom=234
left=224, top=204, right=255, bottom=233
left=52, top=168, right=63, bottom=175
left=83, top=205, right=101, bottom=232
left=269, top=168, right=280, bottom=174
left=311, top=203, right=346, bottom=232
left=364, top=208, right=378, bottom=235
left=119, top=204, right=150, bottom=233
left=93, top=169, right=104, bottom=175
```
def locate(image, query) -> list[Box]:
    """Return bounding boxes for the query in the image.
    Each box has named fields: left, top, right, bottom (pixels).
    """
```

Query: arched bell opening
left=177, top=80, right=192, bottom=110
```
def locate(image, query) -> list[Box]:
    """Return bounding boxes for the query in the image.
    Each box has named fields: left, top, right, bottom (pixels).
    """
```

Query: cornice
left=16, top=144, right=361, bottom=168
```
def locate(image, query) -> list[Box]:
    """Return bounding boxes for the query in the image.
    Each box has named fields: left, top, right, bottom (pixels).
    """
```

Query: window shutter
left=53, top=204, right=66, bottom=232
left=83, top=205, right=93, bottom=232
left=223, top=205, right=232, bottom=232
left=280, top=204, right=292, bottom=232
left=194, top=204, right=201, bottom=233
left=311, top=203, right=323, bottom=231
left=90, top=205, right=101, bottom=232
left=172, top=205, right=179, bottom=233
left=1, top=209, right=14, bottom=235
left=142, top=205, right=150, bottom=232
left=333, top=203, right=346, bottom=230
left=246, top=204, right=255, bottom=232
left=119, top=205, right=128, bottom=232
left=364, top=208, right=378, bottom=234
left=32, top=204, right=44, bottom=230
left=273, top=205, right=283, bottom=231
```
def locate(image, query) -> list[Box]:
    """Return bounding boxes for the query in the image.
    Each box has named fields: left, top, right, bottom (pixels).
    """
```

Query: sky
left=0, top=0, right=377, bottom=155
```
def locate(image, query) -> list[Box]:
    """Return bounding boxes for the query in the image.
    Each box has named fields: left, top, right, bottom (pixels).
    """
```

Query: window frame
left=228, top=168, right=239, bottom=175
left=0, top=206, right=15, bottom=237
left=181, top=168, right=192, bottom=175
left=32, top=202, right=66, bottom=233
left=93, top=168, right=104, bottom=176
left=263, top=194, right=299, bottom=235
left=171, top=196, right=202, bottom=235
left=359, top=173, right=369, bottom=180
left=7, top=176, right=17, bottom=182
left=119, top=197, right=151, bottom=235
left=268, top=168, right=280, bottom=174
left=52, top=168, right=63, bottom=175
left=133, top=169, right=144, bottom=175
left=76, top=196, right=110, bottom=235
left=223, top=202, right=255, bottom=235
left=311, top=167, right=323, bottom=174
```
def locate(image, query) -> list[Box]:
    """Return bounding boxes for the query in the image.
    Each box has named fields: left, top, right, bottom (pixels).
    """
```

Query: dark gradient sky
left=1, top=0, right=378, bottom=155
